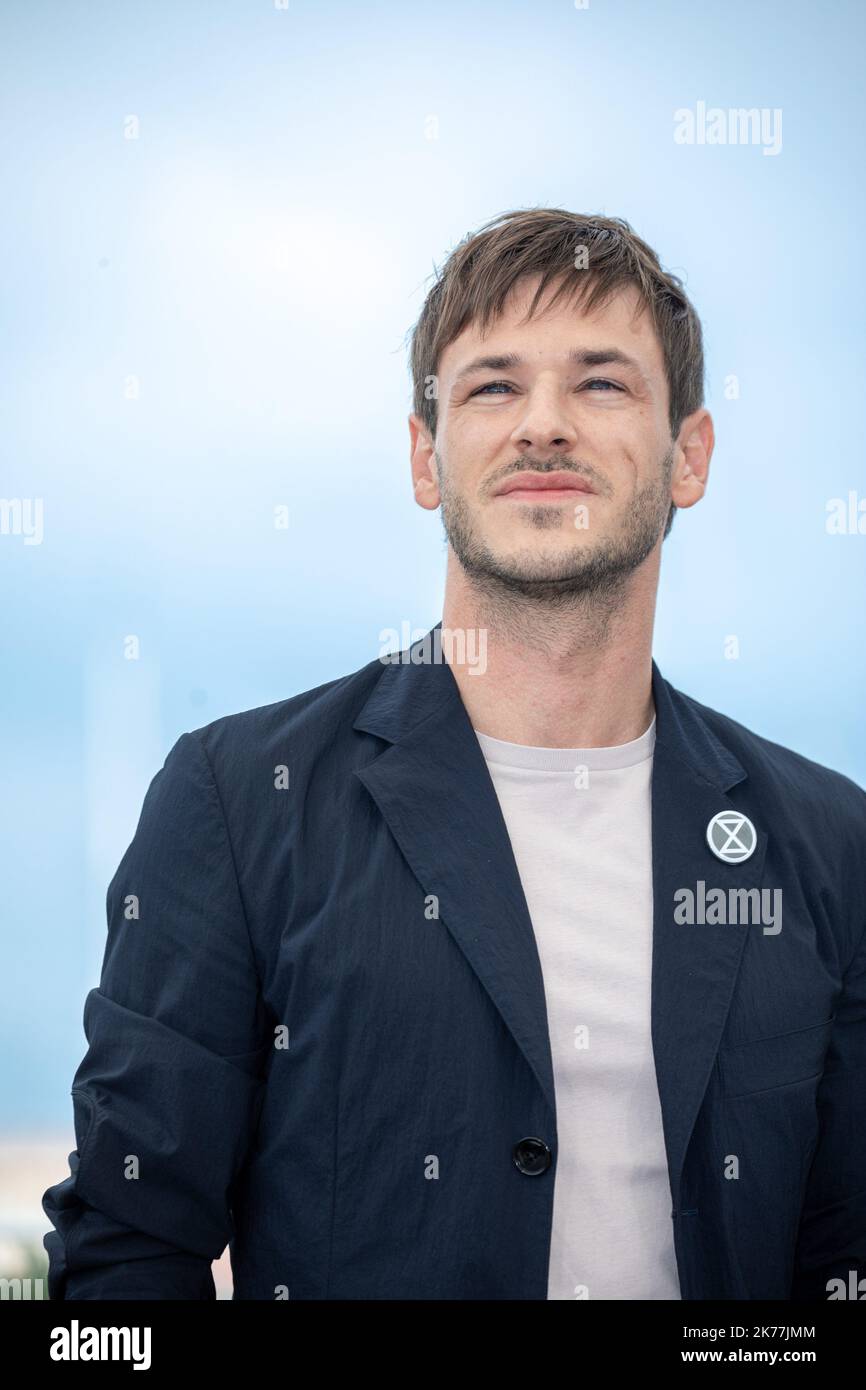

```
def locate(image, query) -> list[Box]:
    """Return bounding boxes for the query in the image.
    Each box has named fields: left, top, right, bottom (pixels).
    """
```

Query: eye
left=470, top=377, right=625, bottom=397
left=471, top=380, right=514, bottom=396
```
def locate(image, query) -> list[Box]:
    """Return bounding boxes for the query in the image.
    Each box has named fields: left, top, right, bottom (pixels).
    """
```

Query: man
left=44, top=209, right=866, bottom=1300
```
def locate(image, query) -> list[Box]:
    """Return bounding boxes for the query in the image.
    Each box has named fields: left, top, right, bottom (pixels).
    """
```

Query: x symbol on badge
left=706, top=811, right=757, bottom=863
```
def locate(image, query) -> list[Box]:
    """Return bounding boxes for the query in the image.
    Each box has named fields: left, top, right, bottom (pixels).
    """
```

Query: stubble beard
left=436, top=445, right=675, bottom=635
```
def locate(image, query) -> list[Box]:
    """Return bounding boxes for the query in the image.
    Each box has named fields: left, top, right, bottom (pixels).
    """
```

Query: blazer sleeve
left=791, top=912, right=866, bottom=1299
left=42, top=730, right=271, bottom=1300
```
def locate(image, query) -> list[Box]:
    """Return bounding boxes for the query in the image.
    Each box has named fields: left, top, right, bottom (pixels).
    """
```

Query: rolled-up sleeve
left=42, top=730, right=271, bottom=1299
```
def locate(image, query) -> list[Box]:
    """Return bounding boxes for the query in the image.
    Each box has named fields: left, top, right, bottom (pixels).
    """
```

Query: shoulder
left=676, top=683, right=866, bottom=840
left=183, top=652, right=387, bottom=772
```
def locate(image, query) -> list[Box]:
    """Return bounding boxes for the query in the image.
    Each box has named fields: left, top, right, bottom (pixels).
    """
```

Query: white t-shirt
left=474, top=715, right=681, bottom=1300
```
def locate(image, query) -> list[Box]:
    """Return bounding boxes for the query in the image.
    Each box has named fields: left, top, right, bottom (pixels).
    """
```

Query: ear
left=670, top=407, right=713, bottom=510
left=409, top=413, right=441, bottom=511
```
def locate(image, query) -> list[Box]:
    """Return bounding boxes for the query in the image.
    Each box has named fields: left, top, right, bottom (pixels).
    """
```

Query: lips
left=494, top=472, right=594, bottom=497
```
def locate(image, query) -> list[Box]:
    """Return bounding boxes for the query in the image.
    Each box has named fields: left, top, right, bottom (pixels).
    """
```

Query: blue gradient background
left=2, top=0, right=865, bottom=1133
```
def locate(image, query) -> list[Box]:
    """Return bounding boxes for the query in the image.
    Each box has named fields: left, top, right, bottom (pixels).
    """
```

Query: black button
left=512, top=1136, right=552, bottom=1176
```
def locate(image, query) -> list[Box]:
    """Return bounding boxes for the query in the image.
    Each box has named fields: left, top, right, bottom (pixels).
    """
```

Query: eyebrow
left=451, top=348, right=650, bottom=388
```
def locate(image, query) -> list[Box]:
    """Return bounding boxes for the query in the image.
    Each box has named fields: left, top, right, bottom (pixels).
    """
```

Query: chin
left=493, top=538, right=598, bottom=569
left=487, top=549, right=603, bottom=584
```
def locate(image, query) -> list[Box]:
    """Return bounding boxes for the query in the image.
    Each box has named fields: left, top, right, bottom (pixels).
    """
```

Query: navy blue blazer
left=43, top=633, right=866, bottom=1299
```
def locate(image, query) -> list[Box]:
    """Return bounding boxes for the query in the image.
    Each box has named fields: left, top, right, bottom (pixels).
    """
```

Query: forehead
left=438, top=276, right=666, bottom=382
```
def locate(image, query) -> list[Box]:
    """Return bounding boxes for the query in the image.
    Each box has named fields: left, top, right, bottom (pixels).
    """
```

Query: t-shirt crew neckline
left=473, top=714, right=656, bottom=773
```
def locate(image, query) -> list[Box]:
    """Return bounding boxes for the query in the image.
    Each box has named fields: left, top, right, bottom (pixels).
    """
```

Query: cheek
left=439, top=421, right=504, bottom=489
left=450, top=412, right=507, bottom=453
left=603, top=424, right=664, bottom=479
left=454, top=392, right=532, bottom=438
left=572, top=411, right=639, bottom=459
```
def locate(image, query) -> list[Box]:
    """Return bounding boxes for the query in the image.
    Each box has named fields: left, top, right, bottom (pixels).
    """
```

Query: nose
left=508, top=383, right=577, bottom=457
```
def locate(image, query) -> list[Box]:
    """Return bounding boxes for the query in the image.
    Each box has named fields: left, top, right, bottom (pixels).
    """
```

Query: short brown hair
left=408, top=208, right=704, bottom=538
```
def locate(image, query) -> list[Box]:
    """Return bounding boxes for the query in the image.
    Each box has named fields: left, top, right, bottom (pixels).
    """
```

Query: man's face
left=411, top=275, right=700, bottom=600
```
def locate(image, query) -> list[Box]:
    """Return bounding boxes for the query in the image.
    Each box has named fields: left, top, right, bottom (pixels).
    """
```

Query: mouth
left=493, top=472, right=595, bottom=502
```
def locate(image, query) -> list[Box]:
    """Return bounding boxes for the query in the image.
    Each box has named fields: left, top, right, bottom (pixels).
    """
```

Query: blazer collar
left=353, top=626, right=764, bottom=1197
left=354, top=625, right=746, bottom=792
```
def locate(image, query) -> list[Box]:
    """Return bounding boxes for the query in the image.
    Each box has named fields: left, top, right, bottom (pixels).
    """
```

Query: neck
left=440, top=548, right=658, bottom=748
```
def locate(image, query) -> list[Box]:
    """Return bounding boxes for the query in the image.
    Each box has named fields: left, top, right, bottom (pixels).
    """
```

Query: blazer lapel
left=649, top=663, right=767, bottom=1200
left=353, top=638, right=556, bottom=1113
